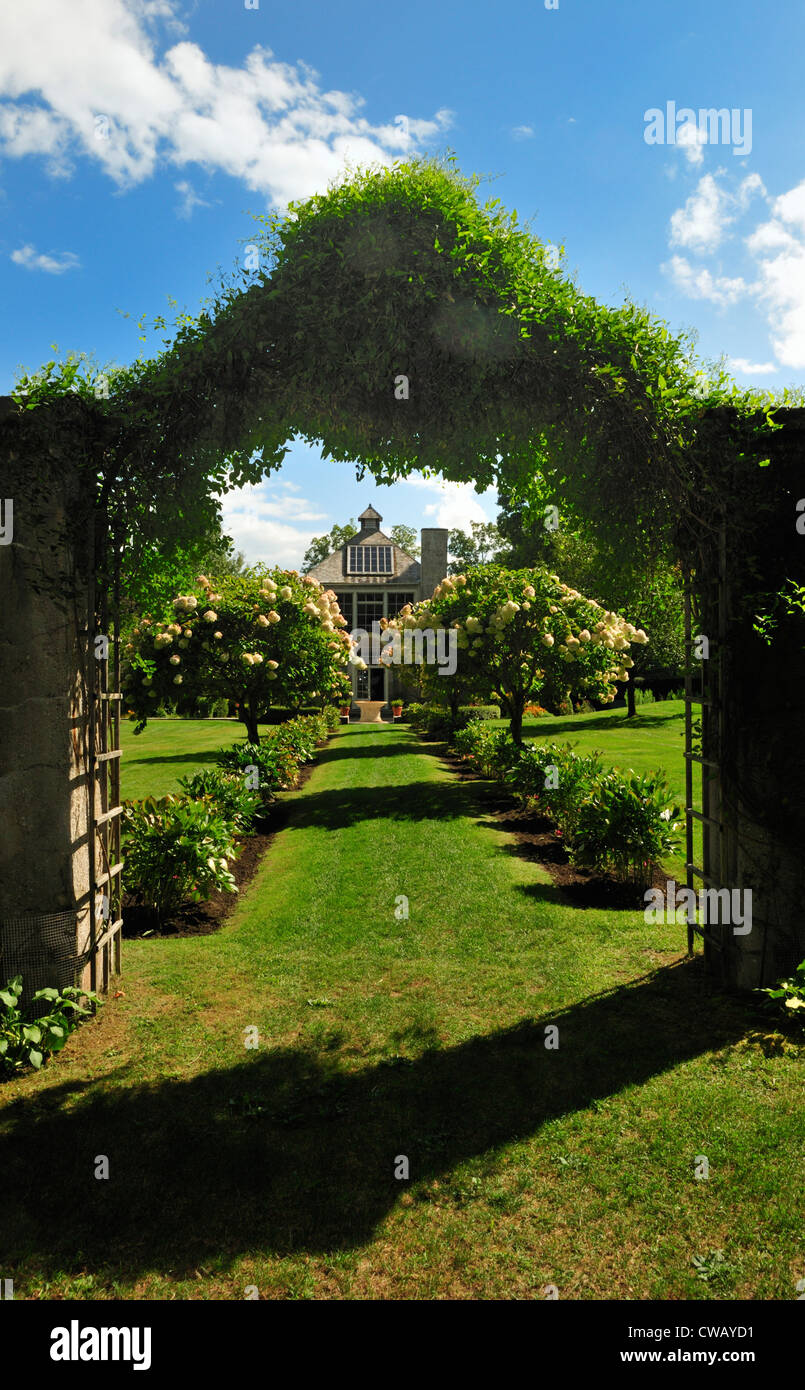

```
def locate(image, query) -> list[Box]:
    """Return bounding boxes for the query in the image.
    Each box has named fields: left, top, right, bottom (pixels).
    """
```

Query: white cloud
left=663, top=254, right=748, bottom=307
left=676, top=119, right=707, bottom=167
left=405, top=475, right=494, bottom=532
left=174, top=178, right=210, bottom=218
left=728, top=357, right=777, bottom=375
left=742, top=179, right=805, bottom=368
left=11, top=242, right=79, bottom=273
left=0, top=0, right=453, bottom=206
left=511, top=124, right=534, bottom=140
left=669, top=173, right=733, bottom=253
left=219, top=481, right=327, bottom=566
left=752, top=242, right=805, bottom=368
left=669, top=171, right=767, bottom=255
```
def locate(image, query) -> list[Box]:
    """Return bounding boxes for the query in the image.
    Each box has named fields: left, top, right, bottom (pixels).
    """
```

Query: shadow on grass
left=521, top=709, right=685, bottom=738
left=0, top=960, right=751, bottom=1281
left=314, top=740, right=419, bottom=764
left=282, top=778, right=470, bottom=830
left=122, top=749, right=225, bottom=769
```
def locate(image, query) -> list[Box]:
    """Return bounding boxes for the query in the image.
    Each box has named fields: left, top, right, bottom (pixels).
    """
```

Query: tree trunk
left=626, top=682, right=636, bottom=718
left=242, top=702, right=260, bottom=743
left=509, top=702, right=524, bottom=746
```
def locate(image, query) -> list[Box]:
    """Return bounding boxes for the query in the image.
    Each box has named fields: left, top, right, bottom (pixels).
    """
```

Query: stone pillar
left=0, top=423, right=95, bottom=1000
left=419, top=527, right=449, bottom=599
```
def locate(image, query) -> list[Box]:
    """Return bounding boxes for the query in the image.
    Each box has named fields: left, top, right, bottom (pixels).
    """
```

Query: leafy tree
left=302, top=520, right=357, bottom=571
left=389, top=523, right=420, bottom=558
left=448, top=521, right=503, bottom=573
left=120, top=517, right=245, bottom=633
left=497, top=487, right=684, bottom=714
left=123, top=568, right=353, bottom=742
left=385, top=564, right=646, bottom=743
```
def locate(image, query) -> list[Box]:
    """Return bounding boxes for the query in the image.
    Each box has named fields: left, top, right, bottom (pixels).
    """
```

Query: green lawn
left=1, top=721, right=800, bottom=1301
left=120, top=716, right=255, bottom=800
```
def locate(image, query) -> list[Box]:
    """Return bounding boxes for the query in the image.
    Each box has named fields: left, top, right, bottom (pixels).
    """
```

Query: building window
left=387, top=592, right=416, bottom=617
left=356, top=592, right=384, bottom=630
left=333, top=592, right=353, bottom=629
left=347, top=545, right=392, bottom=574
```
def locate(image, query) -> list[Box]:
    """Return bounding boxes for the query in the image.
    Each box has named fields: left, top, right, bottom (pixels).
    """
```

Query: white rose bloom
left=170, top=655, right=181, bottom=665
left=203, top=611, right=217, bottom=622
left=213, top=631, right=223, bottom=640
left=242, top=654, right=254, bottom=665
left=172, top=675, right=183, bottom=685
left=268, top=611, right=281, bottom=624
left=267, top=660, right=279, bottom=669
left=252, top=653, right=264, bottom=664
left=257, top=615, right=269, bottom=627
left=541, top=633, right=555, bottom=647
left=280, top=586, right=293, bottom=600
left=524, top=585, right=536, bottom=598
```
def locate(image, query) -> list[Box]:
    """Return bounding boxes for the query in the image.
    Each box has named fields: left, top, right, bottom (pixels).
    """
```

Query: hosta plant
left=1, top=976, right=101, bottom=1077
left=757, top=959, right=805, bottom=1031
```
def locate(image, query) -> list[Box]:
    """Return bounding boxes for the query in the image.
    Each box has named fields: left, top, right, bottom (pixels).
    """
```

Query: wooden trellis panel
left=85, top=511, right=123, bottom=993
left=683, top=522, right=730, bottom=981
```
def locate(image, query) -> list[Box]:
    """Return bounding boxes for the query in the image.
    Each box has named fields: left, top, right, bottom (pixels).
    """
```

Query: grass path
left=1, top=725, right=801, bottom=1301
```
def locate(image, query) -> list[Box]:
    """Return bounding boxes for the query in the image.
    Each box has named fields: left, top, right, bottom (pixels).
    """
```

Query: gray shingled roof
left=307, top=528, right=420, bottom=586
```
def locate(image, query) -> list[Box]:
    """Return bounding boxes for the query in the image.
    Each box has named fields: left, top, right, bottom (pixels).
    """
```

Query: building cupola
left=358, top=504, right=382, bottom=534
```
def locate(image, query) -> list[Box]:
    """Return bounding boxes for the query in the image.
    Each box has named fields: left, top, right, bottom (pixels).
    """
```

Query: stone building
left=306, top=505, right=448, bottom=710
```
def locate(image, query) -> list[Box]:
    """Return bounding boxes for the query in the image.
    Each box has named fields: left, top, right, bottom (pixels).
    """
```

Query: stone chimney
left=419, top=527, right=449, bottom=599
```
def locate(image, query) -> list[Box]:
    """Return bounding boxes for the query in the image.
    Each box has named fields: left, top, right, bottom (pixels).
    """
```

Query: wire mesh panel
left=0, top=910, right=91, bottom=1009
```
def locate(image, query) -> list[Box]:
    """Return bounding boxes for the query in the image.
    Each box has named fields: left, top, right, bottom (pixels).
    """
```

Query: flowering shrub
left=122, top=796, right=241, bottom=923
left=123, top=567, right=354, bottom=743
left=384, top=564, right=646, bottom=742
left=567, top=771, right=681, bottom=889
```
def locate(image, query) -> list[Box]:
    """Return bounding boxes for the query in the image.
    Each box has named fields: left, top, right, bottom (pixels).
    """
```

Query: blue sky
left=2, top=0, right=804, bottom=566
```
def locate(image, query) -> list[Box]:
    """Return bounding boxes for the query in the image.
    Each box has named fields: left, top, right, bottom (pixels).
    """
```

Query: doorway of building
left=356, top=666, right=385, bottom=700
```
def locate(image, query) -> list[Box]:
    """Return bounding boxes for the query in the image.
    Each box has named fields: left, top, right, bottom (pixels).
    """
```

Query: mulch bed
left=122, top=754, right=320, bottom=940
left=442, top=750, right=669, bottom=910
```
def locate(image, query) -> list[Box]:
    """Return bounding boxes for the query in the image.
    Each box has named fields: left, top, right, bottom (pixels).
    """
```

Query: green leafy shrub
left=634, top=687, right=656, bottom=706
left=0, top=976, right=101, bottom=1076
left=179, top=768, right=262, bottom=831
left=757, top=959, right=805, bottom=1030
left=459, top=704, right=500, bottom=722
left=215, top=738, right=298, bottom=798
left=505, top=741, right=567, bottom=808
left=505, top=743, right=603, bottom=836
left=567, top=771, right=681, bottom=889
left=323, top=704, right=342, bottom=731
left=122, top=795, right=240, bottom=923
left=453, top=719, right=518, bottom=777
